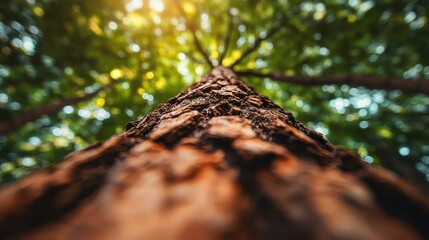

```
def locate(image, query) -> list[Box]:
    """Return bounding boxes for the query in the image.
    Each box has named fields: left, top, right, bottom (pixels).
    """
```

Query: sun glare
left=149, top=0, right=164, bottom=12
left=125, top=0, right=143, bottom=12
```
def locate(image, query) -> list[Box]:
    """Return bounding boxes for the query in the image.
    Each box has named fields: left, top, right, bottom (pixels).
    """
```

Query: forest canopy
left=0, top=0, right=428, bottom=190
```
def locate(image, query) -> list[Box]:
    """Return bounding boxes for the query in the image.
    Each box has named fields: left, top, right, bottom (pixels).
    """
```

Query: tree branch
left=184, top=50, right=206, bottom=65
left=191, top=30, right=214, bottom=68
left=229, top=18, right=297, bottom=69
left=176, top=3, right=214, bottom=68
left=0, top=80, right=121, bottom=135
left=237, top=71, right=429, bottom=96
left=218, top=12, right=234, bottom=65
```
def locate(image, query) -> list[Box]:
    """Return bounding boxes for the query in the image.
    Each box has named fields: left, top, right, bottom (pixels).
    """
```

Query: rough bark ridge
left=0, top=66, right=428, bottom=239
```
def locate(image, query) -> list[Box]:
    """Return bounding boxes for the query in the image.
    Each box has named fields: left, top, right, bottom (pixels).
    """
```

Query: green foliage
left=0, top=0, right=428, bottom=187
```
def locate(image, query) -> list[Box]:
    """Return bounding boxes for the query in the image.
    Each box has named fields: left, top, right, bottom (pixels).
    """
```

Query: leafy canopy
left=0, top=0, right=428, bottom=189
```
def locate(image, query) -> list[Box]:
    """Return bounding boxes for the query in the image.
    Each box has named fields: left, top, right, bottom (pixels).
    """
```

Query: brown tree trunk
left=0, top=66, right=428, bottom=239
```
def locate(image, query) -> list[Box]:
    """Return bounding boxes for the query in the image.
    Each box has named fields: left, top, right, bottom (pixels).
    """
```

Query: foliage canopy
left=0, top=0, right=428, bottom=190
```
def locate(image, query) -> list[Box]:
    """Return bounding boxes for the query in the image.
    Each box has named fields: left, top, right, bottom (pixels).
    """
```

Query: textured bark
left=0, top=80, right=119, bottom=135
left=237, top=70, right=429, bottom=96
left=0, top=67, right=428, bottom=240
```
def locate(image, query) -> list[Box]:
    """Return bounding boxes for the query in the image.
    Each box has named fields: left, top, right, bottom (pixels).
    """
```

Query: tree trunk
left=0, top=66, right=428, bottom=239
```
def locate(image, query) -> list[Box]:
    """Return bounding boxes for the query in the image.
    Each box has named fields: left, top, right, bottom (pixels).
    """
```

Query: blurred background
left=0, top=0, right=428, bottom=191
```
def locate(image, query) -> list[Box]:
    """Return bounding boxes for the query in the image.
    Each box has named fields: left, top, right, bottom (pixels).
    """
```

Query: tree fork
left=0, top=66, right=428, bottom=239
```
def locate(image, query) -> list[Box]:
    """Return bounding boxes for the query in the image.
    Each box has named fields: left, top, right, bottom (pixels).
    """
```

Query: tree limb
left=176, top=2, right=214, bottom=68
left=229, top=18, right=297, bottom=69
left=191, top=30, right=215, bottom=68
left=184, top=50, right=206, bottom=65
left=0, top=80, right=121, bottom=135
left=237, top=71, right=429, bottom=96
left=218, top=12, right=234, bottom=65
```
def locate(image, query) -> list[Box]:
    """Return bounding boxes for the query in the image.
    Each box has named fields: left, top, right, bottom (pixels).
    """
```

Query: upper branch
left=218, top=12, right=234, bottom=65
left=237, top=71, right=429, bottom=96
left=229, top=18, right=296, bottom=69
left=176, top=2, right=215, bottom=68
left=0, top=79, right=120, bottom=135
left=191, top=30, right=215, bottom=68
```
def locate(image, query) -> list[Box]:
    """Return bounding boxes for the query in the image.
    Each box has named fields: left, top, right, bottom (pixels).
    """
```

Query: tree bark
left=0, top=66, right=428, bottom=240
left=0, top=80, right=119, bottom=135
left=237, top=70, right=429, bottom=96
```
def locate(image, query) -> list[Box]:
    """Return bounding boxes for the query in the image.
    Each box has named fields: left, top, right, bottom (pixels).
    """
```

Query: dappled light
left=0, top=0, right=428, bottom=193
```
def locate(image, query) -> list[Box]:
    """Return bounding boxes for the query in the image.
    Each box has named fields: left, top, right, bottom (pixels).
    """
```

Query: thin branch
left=218, top=12, right=234, bottom=65
left=236, top=70, right=429, bottom=96
left=229, top=18, right=296, bottom=69
left=184, top=50, right=206, bottom=65
left=191, top=30, right=215, bottom=68
left=0, top=80, right=121, bottom=135
left=176, top=2, right=214, bottom=68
